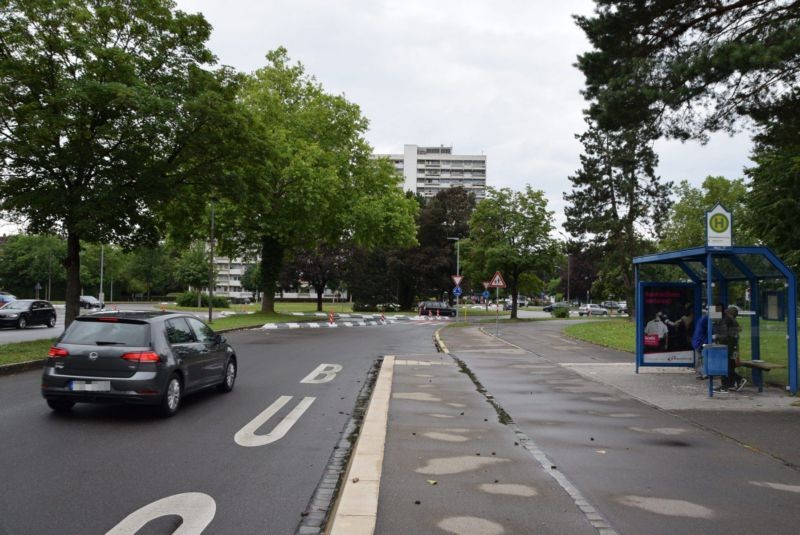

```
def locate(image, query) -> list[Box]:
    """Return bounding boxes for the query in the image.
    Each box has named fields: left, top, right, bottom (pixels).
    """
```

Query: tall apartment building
left=378, top=145, right=487, bottom=201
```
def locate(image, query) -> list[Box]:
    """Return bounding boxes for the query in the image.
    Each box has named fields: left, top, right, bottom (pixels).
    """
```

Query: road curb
left=328, top=355, right=394, bottom=535
left=0, top=359, right=45, bottom=376
left=434, top=327, right=449, bottom=354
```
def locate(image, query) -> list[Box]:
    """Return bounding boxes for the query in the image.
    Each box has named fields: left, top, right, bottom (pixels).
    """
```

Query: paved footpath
left=334, top=320, right=800, bottom=535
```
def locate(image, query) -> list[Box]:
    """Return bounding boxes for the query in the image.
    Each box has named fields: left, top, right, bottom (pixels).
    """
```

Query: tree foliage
left=0, top=234, right=65, bottom=298
left=222, top=48, right=417, bottom=313
left=465, top=186, right=559, bottom=318
left=745, top=94, right=800, bottom=269
left=661, top=176, right=750, bottom=251
left=0, top=0, right=239, bottom=326
left=564, top=120, right=672, bottom=316
left=575, top=1, right=800, bottom=138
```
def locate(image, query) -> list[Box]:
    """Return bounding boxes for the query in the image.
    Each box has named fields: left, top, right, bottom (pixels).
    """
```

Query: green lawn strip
left=565, top=318, right=796, bottom=388
left=162, top=301, right=356, bottom=314
left=0, top=338, right=56, bottom=366
left=564, top=319, right=635, bottom=353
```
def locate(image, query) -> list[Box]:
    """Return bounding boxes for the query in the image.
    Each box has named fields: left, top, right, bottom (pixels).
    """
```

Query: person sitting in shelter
left=713, top=305, right=746, bottom=393
left=644, top=312, right=669, bottom=350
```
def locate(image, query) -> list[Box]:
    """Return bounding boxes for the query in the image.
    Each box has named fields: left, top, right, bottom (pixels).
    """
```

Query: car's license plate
left=70, top=381, right=111, bottom=392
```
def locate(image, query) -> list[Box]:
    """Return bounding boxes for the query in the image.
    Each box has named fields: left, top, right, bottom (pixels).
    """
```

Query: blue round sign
left=482, top=290, right=490, bottom=298
left=453, top=286, right=463, bottom=297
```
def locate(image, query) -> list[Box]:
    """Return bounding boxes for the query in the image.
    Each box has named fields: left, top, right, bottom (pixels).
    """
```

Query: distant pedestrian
left=713, top=305, right=745, bottom=392
left=692, top=307, right=709, bottom=379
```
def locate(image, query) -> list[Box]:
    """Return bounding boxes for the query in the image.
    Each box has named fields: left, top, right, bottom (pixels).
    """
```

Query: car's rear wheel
left=47, top=315, right=56, bottom=328
left=159, top=374, right=182, bottom=417
left=16, top=316, right=26, bottom=329
left=217, top=358, right=236, bottom=393
left=47, top=399, right=75, bottom=413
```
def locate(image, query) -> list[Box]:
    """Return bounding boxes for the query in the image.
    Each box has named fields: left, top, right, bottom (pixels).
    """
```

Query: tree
left=174, top=242, right=212, bottom=307
left=745, top=93, right=800, bottom=270
left=125, top=245, right=177, bottom=300
left=286, top=245, right=349, bottom=312
left=465, top=186, right=559, bottom=319
left=575, top=1, right=800, bottom=138
left=240, top=264, right=261, bottom=302
left=386, top=187, right=476, bottom=308
left=564, top=120, right=672, bottom=317
left=223, top=48, right=417, bottom=313
left=661, top=176, right=750, bottom=251
left=0, top=234, right=66, bottom=299
left=0, top=1, right=240, bottom=326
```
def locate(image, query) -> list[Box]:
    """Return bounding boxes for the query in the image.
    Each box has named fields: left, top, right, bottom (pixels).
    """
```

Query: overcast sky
left=0, top=0, right=753, bottom=236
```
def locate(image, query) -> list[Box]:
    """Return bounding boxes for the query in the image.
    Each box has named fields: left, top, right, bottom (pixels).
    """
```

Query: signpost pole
left=495, top=287, right=499, bottom=336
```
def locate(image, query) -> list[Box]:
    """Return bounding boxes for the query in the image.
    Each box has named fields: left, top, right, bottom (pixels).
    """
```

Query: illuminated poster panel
left=639, top=283, right=697, bottom=365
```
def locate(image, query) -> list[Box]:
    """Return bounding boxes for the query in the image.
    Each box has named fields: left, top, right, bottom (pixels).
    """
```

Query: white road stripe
left=234, top=396, right=316, bottom=447
left=106, top=492, right=215, bottom=535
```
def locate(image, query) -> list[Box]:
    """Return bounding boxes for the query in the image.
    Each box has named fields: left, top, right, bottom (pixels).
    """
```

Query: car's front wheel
left=217, top=358, right=237, bottom=393
left=47, top=315, right=56, bottom=328
left=16, top=316, right=26, bottom=329
left=47, top=399, right=75, bottom=413
left=159, top=374, right=182, bottom=417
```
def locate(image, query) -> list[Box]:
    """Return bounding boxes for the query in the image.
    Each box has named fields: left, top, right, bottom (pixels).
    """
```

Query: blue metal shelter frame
left=633, top=245, right=798, bottom=394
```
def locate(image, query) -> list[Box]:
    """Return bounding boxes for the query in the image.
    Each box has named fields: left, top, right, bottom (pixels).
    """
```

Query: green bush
left=177, top=291, right=229, bottom=308
left=551, top=307, right=570, bottom=318
left=353, top=302, right=376, bottom=312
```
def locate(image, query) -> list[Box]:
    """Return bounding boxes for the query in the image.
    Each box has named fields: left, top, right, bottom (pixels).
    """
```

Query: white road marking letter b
left=300, top=363, right=343, bottom=384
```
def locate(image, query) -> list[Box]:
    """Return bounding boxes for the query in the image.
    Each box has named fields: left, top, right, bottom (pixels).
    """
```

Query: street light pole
left=99, top=244, right=104, bottom=305
left=208, top=197, right=216, bottom=324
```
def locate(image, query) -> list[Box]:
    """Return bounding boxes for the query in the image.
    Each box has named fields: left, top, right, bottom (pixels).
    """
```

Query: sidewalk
left=332, top=322, right=800, bottom=534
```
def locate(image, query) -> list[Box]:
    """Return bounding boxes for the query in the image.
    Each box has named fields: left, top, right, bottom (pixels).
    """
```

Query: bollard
left=328, top=312, right=334, bottom=325
left=380, top=312, right=385, bottom=323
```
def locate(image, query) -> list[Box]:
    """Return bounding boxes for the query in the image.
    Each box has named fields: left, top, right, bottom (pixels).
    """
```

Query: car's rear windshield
left=61, top=319, right=150, bottom=346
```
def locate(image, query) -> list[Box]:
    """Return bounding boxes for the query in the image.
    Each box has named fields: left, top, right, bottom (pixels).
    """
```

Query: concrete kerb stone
left=328, top=356, right=395, bottom=535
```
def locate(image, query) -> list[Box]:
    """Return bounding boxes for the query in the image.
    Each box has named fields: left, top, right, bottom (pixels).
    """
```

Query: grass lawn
left=565, top=317, right=796, bottom=388
left=0, top=338, right=56, bottom=366
left=167, top=301, right=356, bottom=314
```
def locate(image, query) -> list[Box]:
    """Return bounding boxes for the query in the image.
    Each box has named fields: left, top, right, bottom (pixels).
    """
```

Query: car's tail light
left=121, top=351, right=161, bottom=363
left=48, top=347, right=69, bottom=358
left=97, top=317, right=118, bottom=322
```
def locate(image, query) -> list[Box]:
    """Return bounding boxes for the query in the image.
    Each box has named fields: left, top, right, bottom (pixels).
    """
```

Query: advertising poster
left=641, top=284, right=695, bottom=364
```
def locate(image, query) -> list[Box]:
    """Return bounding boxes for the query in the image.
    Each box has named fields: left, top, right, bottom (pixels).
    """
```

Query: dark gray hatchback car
left=41, top=311, right=237, bottom=417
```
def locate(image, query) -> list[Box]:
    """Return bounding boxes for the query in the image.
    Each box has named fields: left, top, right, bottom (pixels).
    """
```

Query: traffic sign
left=482, top=281, right=490, bottom=289
left=488, top=271, right=506, bottom=288
left=452, top=275, right=464, bottom=287
left=482, top=290, right=490, bottom=299
left=453, top=286, right=463, bottom=297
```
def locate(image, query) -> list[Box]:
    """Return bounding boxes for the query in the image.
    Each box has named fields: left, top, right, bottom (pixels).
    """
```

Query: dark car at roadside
left=41, top=311, right=237, bottom=417
left=418, top=300, right=457, bottom=317
left=0, top=299, right=57, bottom=329
left=543, top=302, right=570, bottom=313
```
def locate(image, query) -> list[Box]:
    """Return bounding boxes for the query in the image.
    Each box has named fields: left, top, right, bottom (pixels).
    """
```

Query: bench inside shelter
left=739, top=360, right=787, bottom=393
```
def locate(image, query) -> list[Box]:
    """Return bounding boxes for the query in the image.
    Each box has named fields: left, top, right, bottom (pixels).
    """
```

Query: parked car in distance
left=543, top=302, right=570, bottom=313
left=617, top=302, right=629, bottom=314
left=0, top=299, right=57, bottom=329
left=418, top=300, right=457, bottom=317
left=41, top=311, right=237, bottom=417
left=578, top=304, right=609, bottom=316
left=79, top=295, right=104, bottom=309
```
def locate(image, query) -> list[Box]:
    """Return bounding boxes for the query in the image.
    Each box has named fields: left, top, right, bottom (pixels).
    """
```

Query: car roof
left=79, top=310, right=181, bottom=322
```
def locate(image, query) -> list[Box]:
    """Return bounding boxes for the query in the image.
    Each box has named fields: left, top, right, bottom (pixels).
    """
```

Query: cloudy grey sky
left=1, top=1, right=752, bottom=236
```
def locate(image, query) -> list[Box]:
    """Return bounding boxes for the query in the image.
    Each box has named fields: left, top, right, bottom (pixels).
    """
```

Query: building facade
left=378, top=145, right=487, bottom=201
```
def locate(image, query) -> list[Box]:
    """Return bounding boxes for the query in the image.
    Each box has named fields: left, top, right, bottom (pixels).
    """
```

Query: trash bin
left=703, top=344, right=729, bottom=376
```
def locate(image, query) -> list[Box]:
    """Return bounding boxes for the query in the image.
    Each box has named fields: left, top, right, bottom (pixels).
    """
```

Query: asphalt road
left=0, top=321, right=440, bottom=534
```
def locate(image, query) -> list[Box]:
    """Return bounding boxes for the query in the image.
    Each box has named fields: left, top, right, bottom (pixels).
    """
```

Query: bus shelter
left=633, top=245, right=798, bottom=395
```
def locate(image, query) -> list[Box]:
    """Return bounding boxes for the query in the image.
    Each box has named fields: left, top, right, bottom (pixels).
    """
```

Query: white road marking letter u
left=106, top=492, right=216, bottom=535
left=300, top=363, right=343, bottom=384
left=234, top=395, right=316, bottom=447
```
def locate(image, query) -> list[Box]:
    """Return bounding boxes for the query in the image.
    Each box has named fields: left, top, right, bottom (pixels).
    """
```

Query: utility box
left=703, top=344, right=729, bottom=376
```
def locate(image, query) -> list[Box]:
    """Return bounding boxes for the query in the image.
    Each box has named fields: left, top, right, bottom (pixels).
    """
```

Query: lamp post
left=447, top=237, right=460, bottom=321
left=99, top=244, right=104, bottom=305
left=208, top=197, right=216, bottom=323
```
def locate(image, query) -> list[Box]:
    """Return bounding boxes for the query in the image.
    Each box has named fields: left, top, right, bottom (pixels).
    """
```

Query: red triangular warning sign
left=452, top=275, right=463, bottom=287
left=488, top=271, right=506, bottom=288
